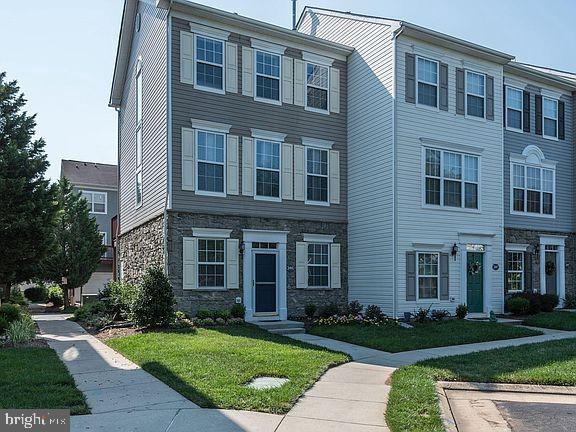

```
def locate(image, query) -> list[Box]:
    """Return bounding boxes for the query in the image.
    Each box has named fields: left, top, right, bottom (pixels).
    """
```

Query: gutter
left=163, top=2, right=173, bottom=277
left=505, top=63, right=576, bottom=91
left=391, top=26, right=401, bottom=319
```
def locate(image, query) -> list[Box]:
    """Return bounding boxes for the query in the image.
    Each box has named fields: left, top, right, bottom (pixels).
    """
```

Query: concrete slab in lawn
left=72, top=369, right=158, bottom=392
left=71, top=409, right=179, bottom=432
left=277, top=416, right=389, bottom=431
left=166, top=409, right=283, bottom=432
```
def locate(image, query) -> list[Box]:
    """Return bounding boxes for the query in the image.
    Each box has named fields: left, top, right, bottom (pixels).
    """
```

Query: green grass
left=0, top=348, right=89, bottom=414
left=523, top=311, right=576, bottom=330
left=308, top=320, right=541, bottom=353
left=106, top=325, right=349, bottom=413
left=386, top=338, right=576, bottom=432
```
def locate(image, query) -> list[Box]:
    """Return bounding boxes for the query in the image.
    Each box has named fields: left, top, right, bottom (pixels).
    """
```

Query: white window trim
left=302, top=51, right=334, bottom=67
left=305, top=61, right=330, bottom=115
left=195, top=129, right=227, bottom=197
left=254, top=138, right=282, bottom=202
left=505, top=250, right=524, bottom=293
left=509, top=162, right=556, bottom=218
left=415, top=55, right=439, bottom=110
left=303, top=233, right=335, bottom=243
left=505, top=243, right=529, bottom=252
left=253, top=49, right=282, bottom=106
left=307, top=242, right=330, bottom=289
left=465, top=70, right=486, bottom=120
left=305, top=146, right=330, bottom=207
left=100, top=232, right=108, bottom=246
left=421, top=148, right=481, bottom=212
left=197, top=237, right=227, bottom=290
left=505, top=85, right=524, bottom=133
left=82, top=190, right=108, bottom=215
left=542, top=96, right=559, bottom=141
left=301, top=137, right=334, bottom=150
left=189, top=22, right=230, bottom=40
left=251, top=129, right=287, bottom=142
left=191, top=118, right=232, bottom=134
left=192, top=227, right=232, bottom=238
left=194, top=33, right=226, bottom=95
left=416, top=251, right=440, bottom=301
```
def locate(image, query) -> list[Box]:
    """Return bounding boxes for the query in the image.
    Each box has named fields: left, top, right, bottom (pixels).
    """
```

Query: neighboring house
left=502, top=63, right=576, bottom=306
left=109, top=0, right=352, bottom=321
left=297, top=7, right=576, bottom=317
left=60, top=160, right=118, bottom=302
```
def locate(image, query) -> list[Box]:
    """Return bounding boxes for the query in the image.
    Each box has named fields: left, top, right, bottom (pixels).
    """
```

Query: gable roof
left=505, top=62, right=576, bottom=91
left=60, top=160, right=118, bottom=189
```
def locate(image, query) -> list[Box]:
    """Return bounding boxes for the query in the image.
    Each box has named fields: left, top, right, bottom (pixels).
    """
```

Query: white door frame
left=242, top=229, right=288, bottom=322
left=539, top=234, right=566, bottom=306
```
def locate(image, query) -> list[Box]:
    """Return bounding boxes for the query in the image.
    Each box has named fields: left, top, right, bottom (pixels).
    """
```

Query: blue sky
left=2, top=0, right=574, bottom=181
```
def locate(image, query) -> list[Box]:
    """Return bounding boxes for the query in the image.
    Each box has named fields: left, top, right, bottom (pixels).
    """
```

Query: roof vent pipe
left=292, top=0, right=297, bottom=30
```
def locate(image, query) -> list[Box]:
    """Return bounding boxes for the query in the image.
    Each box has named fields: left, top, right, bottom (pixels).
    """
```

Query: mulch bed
left=1, top=337, right=49, bottom=349
left=90, top=326, right=144, bottom=341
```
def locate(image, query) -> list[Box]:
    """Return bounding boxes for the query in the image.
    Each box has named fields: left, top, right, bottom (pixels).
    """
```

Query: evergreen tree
left=0, top=72, right=57, bottom=299
left=42, top=178, right=106, bottom=304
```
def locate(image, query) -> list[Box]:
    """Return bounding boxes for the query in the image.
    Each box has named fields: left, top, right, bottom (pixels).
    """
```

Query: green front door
left=467, top=252, right=484, bottom=313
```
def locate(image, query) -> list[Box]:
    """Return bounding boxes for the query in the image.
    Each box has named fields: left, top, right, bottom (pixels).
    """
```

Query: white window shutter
left=281, top=143, right=293, bottom=200
left=241, top=47, right=254, bottom=97
left=282, top=57, right=294, bottom=104
left=329, top=150, right=340, bottom=204
left=293, top=144, right=305, bottom=201
left=296, top=242, right=308, bottom=288
left=182, top=128, right=195, bottom=191
left=225, top=42, right=238, bottom=93
left=183, top=237, right=197, bottom=289
left=329, top=68, right=340, bottom=113
left=227, top=135, right=239, bottom=195
left=226, top=239, right=239, bottom=289
left=294, top=59, right=305, bottom=107
left=330, top=243, right=341, bottom=289
left=241, top=137, right=254, bottom=196
left=180, top=31, right=194, bottom=85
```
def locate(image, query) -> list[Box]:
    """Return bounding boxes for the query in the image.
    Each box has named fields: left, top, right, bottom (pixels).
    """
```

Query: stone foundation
left=167, top=211, right=348, bottom=317
left=505, top=228, right=576, bottom=299
left=117, top=216, right=165, bottom=285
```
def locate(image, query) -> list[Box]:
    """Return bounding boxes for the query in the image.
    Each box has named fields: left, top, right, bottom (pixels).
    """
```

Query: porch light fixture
left=239, top=242, right=245, bottom=254
left=451, top=243, right=459, bottom=261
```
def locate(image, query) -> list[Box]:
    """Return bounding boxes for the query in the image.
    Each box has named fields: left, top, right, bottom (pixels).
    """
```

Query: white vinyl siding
left=506, top=251, right=524, bottom=293
left=511, top=163, right=555, bottom=216
left=543, top=97, right=558, bottom=139
left=465, top=70, right=486, bottom=118
left=506, top=86, right=523, bottom=131
left=416, top=56, right=438, bottom=108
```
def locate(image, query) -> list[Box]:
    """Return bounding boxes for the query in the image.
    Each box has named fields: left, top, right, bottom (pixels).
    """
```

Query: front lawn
left=386, top=338, right=576, bottom=432
left=308, top=320, right=541, bottom=353
left=0, top=348, right=89, bottom=414
left=106, top=325, right=349, bottom=413
left=523, top=311, right=576, bottom=330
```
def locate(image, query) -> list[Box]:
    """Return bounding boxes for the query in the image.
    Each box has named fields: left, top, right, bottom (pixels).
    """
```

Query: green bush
left=365, top=304, right=386, bottom=321
left=319, top=303, right=340, bottom=318
left=47, top=285, right=64, bottom=307
left=344, top=300, right=363, bottom=316
left=196, top=309, right=213, bottom=319
left=456, top=304, right=468, bottom=319
left=230, top=304, right=246, bottom=319
left=73, top=302, right=108, bottom=322
left=0, top=316, right=9, bottom=334
left=24, top=286, right=47, bottom=302
left=8, top=288, right=26, bottom=306
left=132, top=267, right=175, bottom=327
left=6, top=318, right=35, bottom=344
left=507, top=297, right=531, bottom=315
left=564, top=291, right=576, bottom=309
left=305, top=303, right=317, bottom=319
left=0, top=303, right=22, bottom=323
left=540, top=294, right=559, bottom=312
left=99, top=281, right=139, bottom=320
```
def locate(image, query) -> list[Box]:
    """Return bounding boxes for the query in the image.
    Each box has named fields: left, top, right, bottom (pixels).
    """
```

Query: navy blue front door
left=255, top=253, right=277, bottom=314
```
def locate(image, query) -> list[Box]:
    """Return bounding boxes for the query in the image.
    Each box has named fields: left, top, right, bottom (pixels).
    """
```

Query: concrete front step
left=254, top=320, right=306, bottom=335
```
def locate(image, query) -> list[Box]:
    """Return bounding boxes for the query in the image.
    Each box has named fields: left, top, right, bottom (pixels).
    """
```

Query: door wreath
left=468, top=260, right=481, bottom=275
left=546, top=260, right=556, bottom=276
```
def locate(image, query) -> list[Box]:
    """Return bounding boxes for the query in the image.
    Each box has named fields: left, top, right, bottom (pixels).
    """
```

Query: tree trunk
left=2, top=282, right=11, bottom=301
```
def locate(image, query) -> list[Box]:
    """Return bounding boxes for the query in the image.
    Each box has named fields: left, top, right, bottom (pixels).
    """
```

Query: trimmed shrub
left=24, top=286, right=47, bottom=302
left=230, top=304, right=246, bottom=319
left=431, top=309, right=450, bottom=321
left=73, top=302, right=108, bottom=322
left=540, top=294, right=559, bottom=312
left=319, top=303, right=340, bottom=318
left=0, top=316, right=9, bottom=334
left=9, top=288, right=26, bottom=306
left=365, top=304, right=386, bottom=321
left=344, top=300, right=363, bottom=316
left=412, top=306, right=431, bottom=323
left=455, top=304, right=468, bottom=320
left=132, top=267, right=175, bottom=327
left=99, top=281, right=138, bottom=320
left=6, top=318, right=35, bottom=344
left=47, top=285, right=64, bottom=307
left=507, top=297, right=530, bottom=315
left=304, top=303, right=317, bottom=319
left=196, top=309, right=213, bottom=319
left=0, top=303, right=22, bottom=324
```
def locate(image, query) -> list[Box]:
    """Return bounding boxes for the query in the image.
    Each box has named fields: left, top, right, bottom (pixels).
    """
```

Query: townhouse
left=109, top=0, right=352, bottom=320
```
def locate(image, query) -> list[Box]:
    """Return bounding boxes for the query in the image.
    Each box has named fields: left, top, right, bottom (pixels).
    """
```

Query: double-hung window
left=416, top=57, right=438, bottom=108
left=196, top=130, right=225, bottom=195
left=543, top=97, right=558, bottom=139
left=306, top=62, right=329, bottom=112
left=417, top=252, right=439, bottom=300
left=255, top=50, right=281, bottom=102
left=306, top=148, right=328, bottom=204
left=195, top=35, right=224, bottom=91
left=255, top=139, right=280, bottom=199
left=135, top=61, right=143, bottom=207
left=512, top=164, right=554, bottom=215
left=506, top=251, right=524, bottom=293
left=506, top=87, right=523, bottom=131
left=307, top=243, right=329, bottom=288
left=424, top=148, right=479, bottom=209
left=83, top=191, right=107, bottom=214
left=198, top=238, right=225, bottom=288
left=466, top=71, right=485, bottom=118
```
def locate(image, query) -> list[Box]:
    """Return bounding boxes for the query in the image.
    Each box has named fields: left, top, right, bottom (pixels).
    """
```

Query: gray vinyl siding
left=298, top=11, right=396, bottom=313
left=118, top=0, right=168, bottom=235
left=504, top=75, right=574, bottom=233
left=74, top=187, right=118, bottom=246
left=170, top=17, right=347, bottom=223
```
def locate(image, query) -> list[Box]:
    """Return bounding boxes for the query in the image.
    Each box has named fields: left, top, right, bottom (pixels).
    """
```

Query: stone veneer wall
left=505, top=228, right=576, bottom=298
left=117, top=215, right=165, bottom=285
left=167, top=211, right=348, bottom=317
